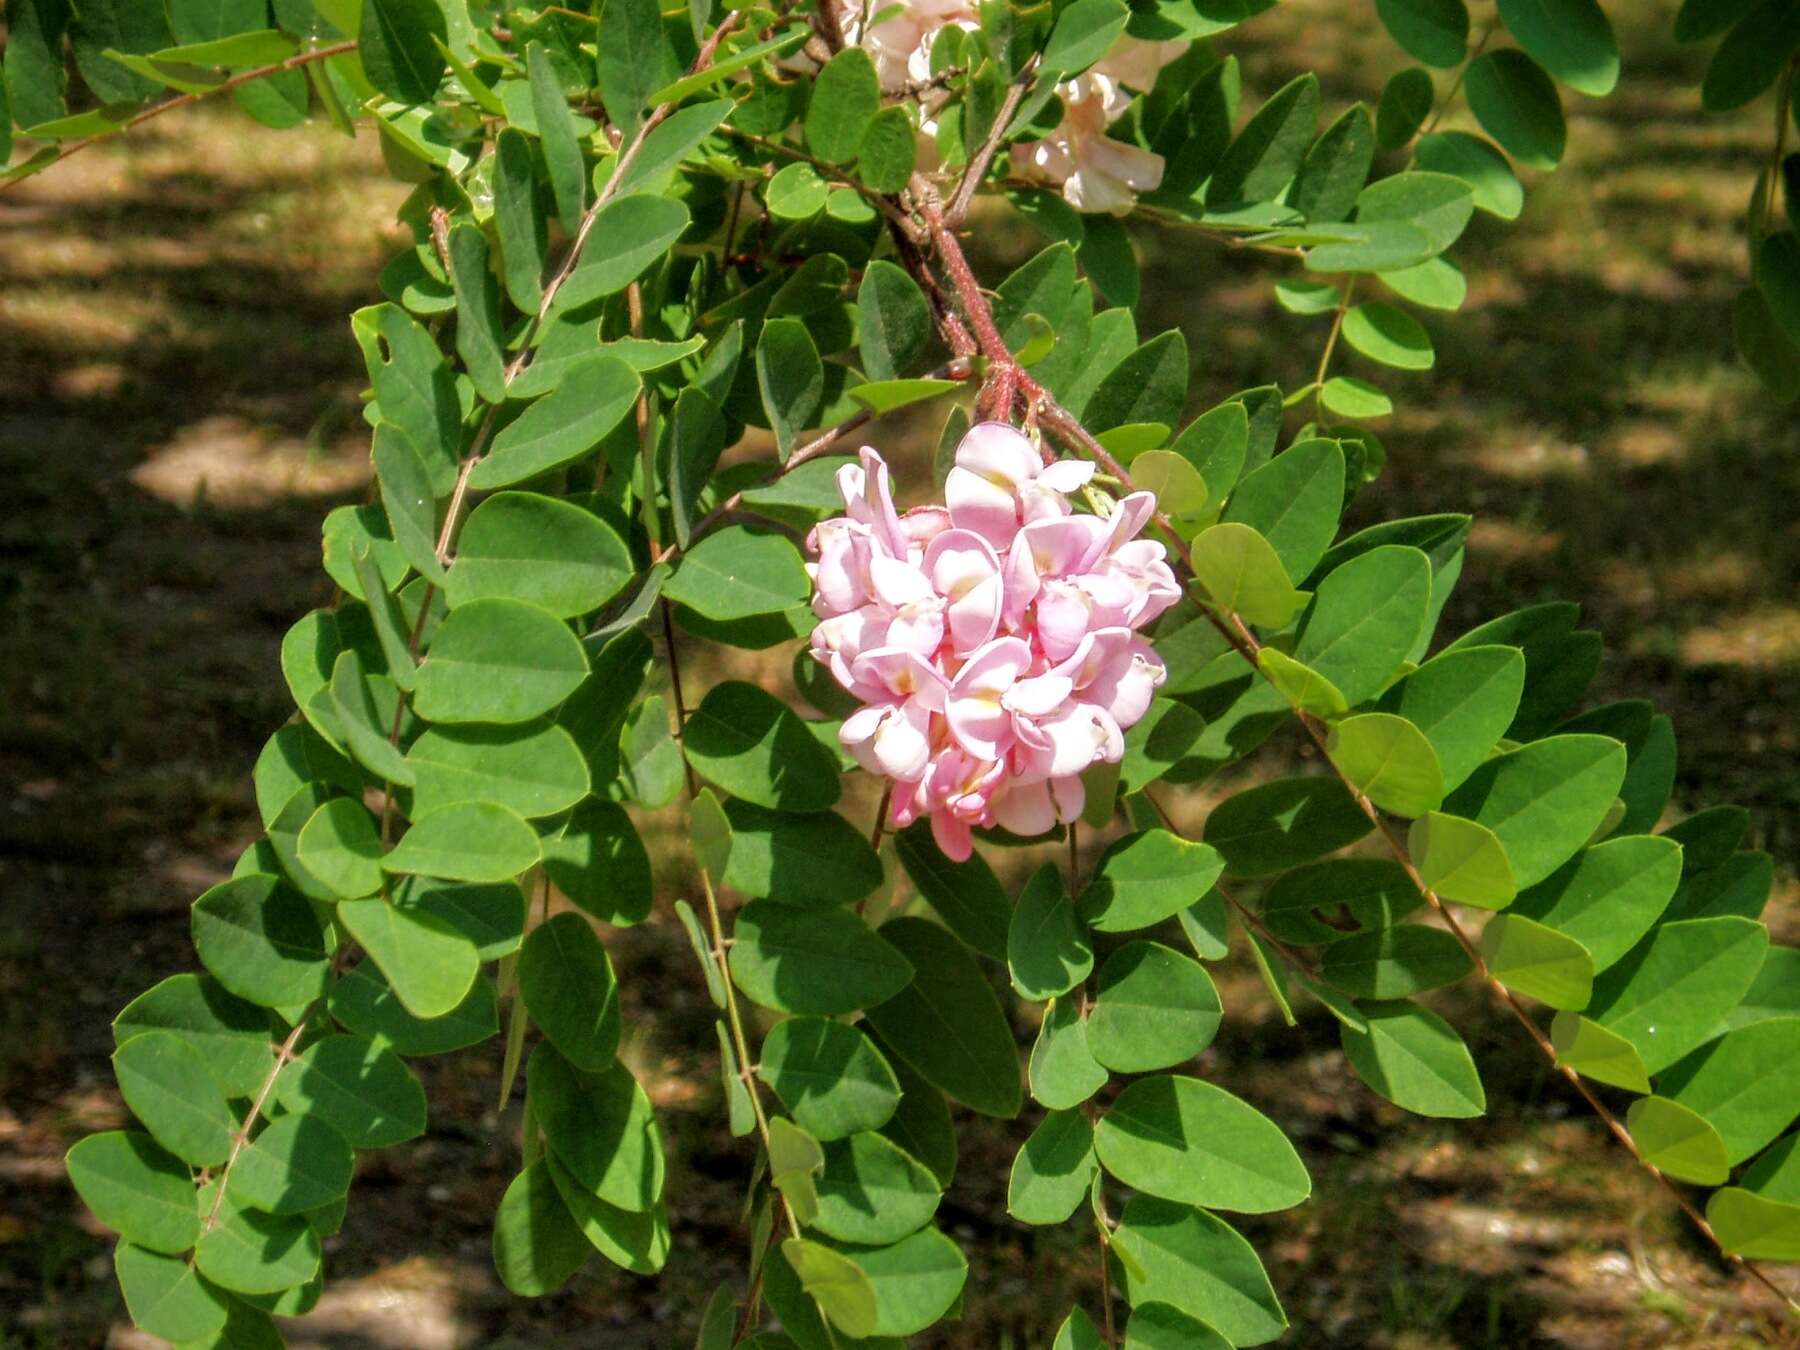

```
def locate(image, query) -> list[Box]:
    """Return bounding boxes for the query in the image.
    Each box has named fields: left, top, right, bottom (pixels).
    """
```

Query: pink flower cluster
left=806, top=423, right=1178, bottom=860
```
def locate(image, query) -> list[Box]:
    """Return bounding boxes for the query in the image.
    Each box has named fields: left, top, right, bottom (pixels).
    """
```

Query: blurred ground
left=2, top=3, right=1798, bottom=1346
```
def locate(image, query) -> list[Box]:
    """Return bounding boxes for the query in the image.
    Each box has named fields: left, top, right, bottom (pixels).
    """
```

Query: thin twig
left=199, top=1015, right=311, bottom=1233
left=945, top=54, right=1040, bottom=228
left=1, top=40, right=358, bottom=190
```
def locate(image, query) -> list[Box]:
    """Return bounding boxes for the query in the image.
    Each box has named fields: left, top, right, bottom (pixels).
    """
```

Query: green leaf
left=848, top=378, right=961, bottom=414
left=400, top=878, right=526, bottom=958
left=1479, top=914, right=1594, bottom=1009
left=759, top=1018, right=901, bottom=1141
left=838, top=1226, right=970, bottom=1338
left=665, top=526, right=811, bottom=623
left=372, top=424, right=445, bottom=584
left=1088, top=941, right=1223, bottom=1072
left=276, top=1033, right=425, bottom=1148
left=684, top=681, right=842, bottom=812
left=194, top=1178, right=321, bottom=1293
left=542, top=800, right=654, bottom=930
left=770, top=1115, right=826, bottom=1223
left=1079, top=830, right=1225, bottom=933
left=1549, top=1012, right=1651, bottom=1092
left=546, top=1154, right=671, bottom=1275
left=1260, top=858, right=1418, bottom=945
left=67, top=1132, right=200, bottom=1254
left=1354, top=170, right=1477, bottom=253
left=359, top=0, right=446, bottom=103
left=383, top=800, right=541, bottom=882
left=859, top=103, right=918, bottom=193
left=1055, top=1307, right=1107, bottom=1350
left=596, top=0, right=677, bottom=135
left=1658, top=1019, right=1800, bottom=1163
left=114, top=974, right=275, bottom=1099
left=295, top=797, right=384, bottom=900
left=413, top=598, right=588, bottom=725
left=560, top=195, right=692, bottom=307
left=1376, top=68, right=1434, bottom=150
left=445, top=491, right=633, bottom=619
left=756, top=317, right=826, bottom=460
left=1497, top=0, right=1617, bottom=96
left=812, top=1131, right=943, bottom=1245
left=337, top=897, right=479, bottom=1019
left=1042, top=0, right=1130, bottom=75
left=1085, top=331, right=1189, bottom=436
left=806, top=47, right=880, bottom=164
left=857, top=260, right=932, bottom=381
left=407, top=720, right=590, bottom=821
left=1030, top=997, right=1110, bottom=1110
left=1327, top=712, right=1444, bottom=817
left=470, top=358, right=641, bottom=490
left=1376, top=0, right=1470, bottom=66
left=150, top=28, right=296, bottom=66
left=328, top=961, right=499, bottom=1056
left=114, top=1242, right=230, bottom=1343
left=1293, top=104, right=1377, bottom=223
left=1443, top=734, right=1627, bottom=889
left=527, top=1046, right=664, bottom=1210
left=1701, top=0, right=1800, bottom=112
left=228, top=1113, right=354, bottom=1216
left=1008, top=1109, right=1098, bottom=1225
left=1008, top=863, right=1094, bottom=1001
left=1188, top=523, right=1305, bottom=628
left=445, top=223, right=505, bottom=405
left=1275, top=278, right=1342, bottom=316
left=327, top=648, right=412, bottom=785
left=1256, top=648, right=1347, bottom=718
left=1588, top=916, right=1770, bottom=1074
left=1340, top=999, right=1485, bottom=1117
left=1707, top=1185, right=1800, bottom=1262
left=1221, top=437, right=1344, bottom=583
left=191, top=874, right=329, bottom=1008
left=1377, top=645, right=1523, bottom=793
left=1413, top=130, right=1523, bottom=220
left=1111, top=1196, right=1288, bottom=1346
left=766, top=161, right=829, bottom=219
left=1408, top=811, right=1515, bottom=908
left=730, top=901, right=914, bottom=1015
left=494, top=128, right=547, bottom=312
left=1096, top=1074, right=1310, bottom=1213
left=1380, top=255, right=1469, bottom=311
left=865, top=916, right=1022, bottom=1118
left=1295, top=545, right=1432, bottom=706
left=520, top=912, right=621, bottom=1072
left=1319, top=376, right=1393, bottom=418
left=492, top=1160, right=592, bottom=1295
left=1734, top=283, right=1800, bottom=400
left=1124, top=1303, right=1234, bottom=1350
left=1342, top=301, right=1435, bottom=370
left=526, top=42, right=586, bottom=232
left=894, top=822, right=1013, bottom=960
left=1206, top=777, right=1372, bottom=877
left=615, top=96, right=733, bottom=196
left=1208, top=73, right=1320, bottom=208
left=1465, top=49, right=1565, bottom=170
left=620, top=696, right=684, bottom=808
left=1626, top=1096, right=1730, bottom=1185
left=723, top=801, right=883, bottom=908
left=782, top=1237, right=880, bottom=1338
left=1509, top=835, right=1683, bottom=972
left=1321, top=924, right=1471, bottom=998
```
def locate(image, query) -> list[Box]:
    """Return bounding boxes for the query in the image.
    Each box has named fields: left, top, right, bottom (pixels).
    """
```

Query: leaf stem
left=1, top=39, right=359, bottom=192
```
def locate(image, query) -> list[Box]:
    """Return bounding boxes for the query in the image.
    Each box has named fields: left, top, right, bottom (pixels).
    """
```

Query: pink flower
left=1009, top=39, right=1189, bottom=215
left=806, top=422, right=1172, bottom=860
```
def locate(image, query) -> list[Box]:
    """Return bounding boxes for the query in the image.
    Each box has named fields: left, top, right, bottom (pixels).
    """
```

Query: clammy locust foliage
left=12, top=0, right=1797, bottom=1343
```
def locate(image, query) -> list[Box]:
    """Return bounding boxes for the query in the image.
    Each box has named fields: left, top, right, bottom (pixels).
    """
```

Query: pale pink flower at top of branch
left=1009, top=38, right=1189, bottom=214
left=805, top=422, right=1176, bottom=861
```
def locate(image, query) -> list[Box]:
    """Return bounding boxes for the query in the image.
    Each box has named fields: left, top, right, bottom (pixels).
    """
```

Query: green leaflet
left=1111, top=1196, right=1288, bottom=1345
left=1079, top=829, right=1226, bottom=932
left=1095, top=1075, right=1310, bottom=1213
left=1087, top=941, right=1223, bottom=1073
left=864, top=917, right=1022, bottom=1118
left=729, top=901, right=914, bottom=1015
left=758, top=1017, right=902, bottom=1140
left=1340, top=1000, right=1485, bottom=1117
left=1008, top=1110, right=1098, bottom=1226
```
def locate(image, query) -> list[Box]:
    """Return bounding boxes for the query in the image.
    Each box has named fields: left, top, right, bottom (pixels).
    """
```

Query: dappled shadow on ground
left=3, top=5, right=1798, bottom=1345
